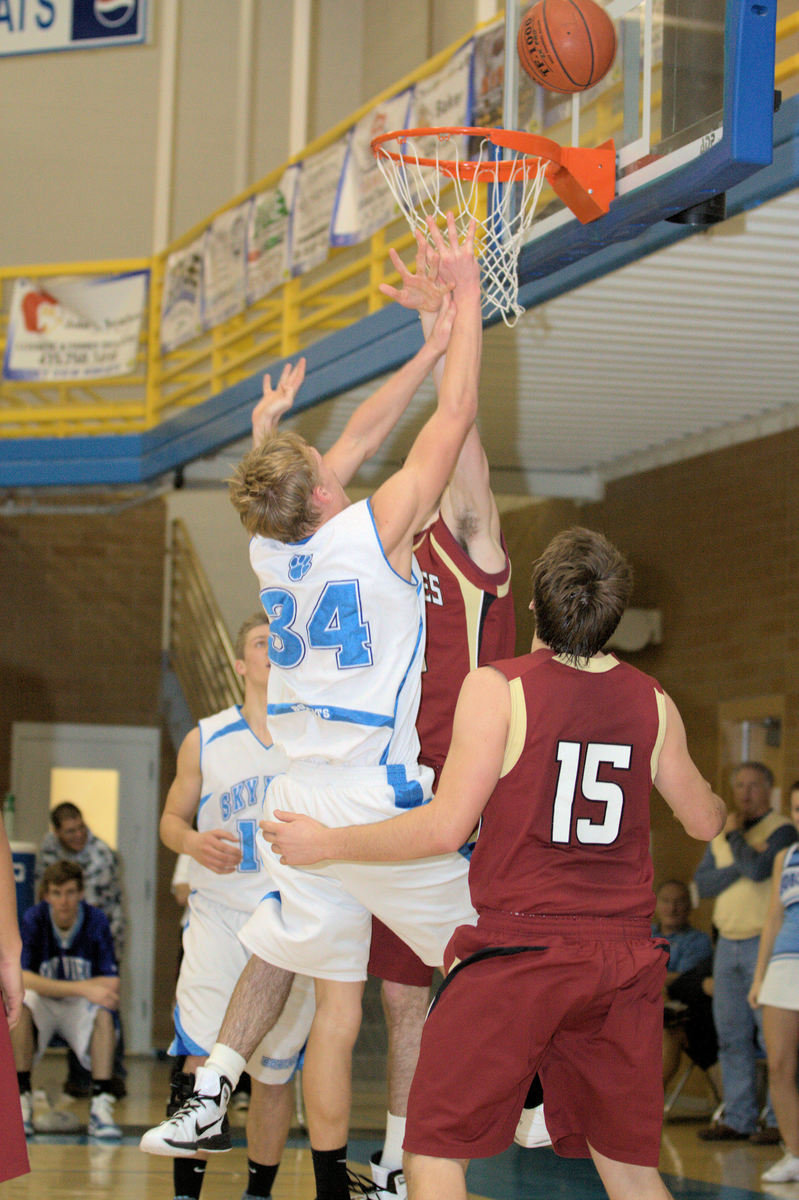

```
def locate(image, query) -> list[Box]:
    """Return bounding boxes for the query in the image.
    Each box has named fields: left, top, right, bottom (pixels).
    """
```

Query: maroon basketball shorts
left=404, top=914, right=667, bottom=1167
left=369, top=914, right=435, bottom=988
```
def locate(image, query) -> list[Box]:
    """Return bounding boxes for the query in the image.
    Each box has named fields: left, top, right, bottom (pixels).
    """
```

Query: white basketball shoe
left=139, top=1066, right=232, bottom=1157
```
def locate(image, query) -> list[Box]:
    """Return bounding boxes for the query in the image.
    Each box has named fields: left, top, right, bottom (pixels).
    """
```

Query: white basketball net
left=374, top=131, right=548, bottom=327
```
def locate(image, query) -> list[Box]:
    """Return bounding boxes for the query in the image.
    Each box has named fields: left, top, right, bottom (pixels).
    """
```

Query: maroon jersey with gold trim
left=413, top=514, right=515, bottom=774
left=469, top=648, right=666, bottom=922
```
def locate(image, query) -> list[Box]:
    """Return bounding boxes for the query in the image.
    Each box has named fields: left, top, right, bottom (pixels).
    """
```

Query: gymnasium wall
left=2, top=423, right=797, bottom=1033
left=0, top=0, right=481, bottom=265
left=0, top=497, right=182, bottom=1043
left=501, top=426, right=799, bottom=925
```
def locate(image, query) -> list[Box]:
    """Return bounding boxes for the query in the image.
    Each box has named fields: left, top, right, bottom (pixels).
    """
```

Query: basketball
left=517, top=0, right=617, bottom=94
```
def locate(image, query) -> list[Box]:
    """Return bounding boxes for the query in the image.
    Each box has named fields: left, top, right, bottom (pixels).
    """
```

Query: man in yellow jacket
left=695, top=762, right=797, bottom=1142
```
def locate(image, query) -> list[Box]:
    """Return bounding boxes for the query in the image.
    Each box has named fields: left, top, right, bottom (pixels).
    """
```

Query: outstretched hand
left=261, top=811, right=332, bottom=866
left=251, top=357, right=306, bottom=445
left=379, top=230, right=453, bottom=313
left=426, top=213, right=478, bottom=291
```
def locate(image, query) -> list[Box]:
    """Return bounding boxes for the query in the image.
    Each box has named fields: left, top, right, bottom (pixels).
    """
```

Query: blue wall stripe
left=0, top=62, right=794, bottom=491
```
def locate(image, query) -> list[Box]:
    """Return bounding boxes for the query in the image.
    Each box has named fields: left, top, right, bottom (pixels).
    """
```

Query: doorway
left=717, top=694, right=785, bottom=810
left=10, top=722, right=160, bottom=1053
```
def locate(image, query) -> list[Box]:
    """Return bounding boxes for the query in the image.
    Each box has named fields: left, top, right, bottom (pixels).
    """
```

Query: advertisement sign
left=3, top=270, right=148, bottom=381
left=160, top=237, right=205, bottom=353
left=0, top=0, right=148, bottom=58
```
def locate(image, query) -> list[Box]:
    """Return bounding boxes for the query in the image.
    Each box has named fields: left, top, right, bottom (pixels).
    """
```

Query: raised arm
left=160, top=728, right=241, bottom=874
left=251, top=358, right=307, bottom=446
left=261, top=664, right=509, bottom=866
left=408, top=237, right=504, bottom=571
left=370, top=214, right=482, bottom=573
left=321, top=296, right=453, bottom=489
left=653, top=692, right=726, bottom=840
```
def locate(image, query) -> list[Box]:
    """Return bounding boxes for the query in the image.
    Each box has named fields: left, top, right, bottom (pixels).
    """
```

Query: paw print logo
left=288, top=554, right=313, bottom=581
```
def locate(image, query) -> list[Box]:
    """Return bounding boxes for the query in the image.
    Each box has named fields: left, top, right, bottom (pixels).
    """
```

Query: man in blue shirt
left=654, top=879, right=715, bottom=1088
left=10, top=860, right=122, bottom=1139
left=655, top=879, right=712, bottom=977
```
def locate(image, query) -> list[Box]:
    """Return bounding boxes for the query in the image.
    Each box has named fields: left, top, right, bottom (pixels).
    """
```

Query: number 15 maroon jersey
left=469, top=648, right=666, bottom=923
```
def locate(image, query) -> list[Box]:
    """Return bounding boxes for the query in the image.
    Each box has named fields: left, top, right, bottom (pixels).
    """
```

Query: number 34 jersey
left=251, top=499, right=426, bottom=769
left=470, top=648, right=666, bottom=923
left=188, top=706, right=289, bottom=913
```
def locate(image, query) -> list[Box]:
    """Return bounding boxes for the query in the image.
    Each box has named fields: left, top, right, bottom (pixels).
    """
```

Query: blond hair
left=234, top=612, right=270, bottom=660
left=229, top=431, right=320, bottom=542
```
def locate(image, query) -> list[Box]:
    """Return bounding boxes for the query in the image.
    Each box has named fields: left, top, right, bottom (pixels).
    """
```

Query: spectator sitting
left=653, top=879, right=716, bottom=1088
left=10, top=860, right=122, bottom=1139
left=37, top=803, right=125, bottom=960
left=37, top=801, right=126, bottom=1097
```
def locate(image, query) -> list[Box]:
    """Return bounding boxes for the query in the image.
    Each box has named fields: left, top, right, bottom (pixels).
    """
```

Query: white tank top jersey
left=188, top=706, right=289, bottom=912
left=250, top=498, right=426, bottom=768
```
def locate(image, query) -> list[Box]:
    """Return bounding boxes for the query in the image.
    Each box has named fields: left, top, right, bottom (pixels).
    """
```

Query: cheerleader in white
left=750, top=783, right=799, bottom=1183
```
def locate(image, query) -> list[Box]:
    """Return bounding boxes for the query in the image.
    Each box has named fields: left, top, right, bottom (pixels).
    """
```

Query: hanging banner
left=289, top=139, right=348, bottom=276
left=0, top=0, right=148, bottom=58
left=160, top=236, right=205, bottom=353
left=404, top=42, right=474, bottom=200
left=407, top=41, right=474, bottom=155
left=203, top=202, right=249, bottom=329
left=246, top=168, right=298, bottom=304
left=3, top=270, right=148, bottom=382
left=330, top=89, right=412, bottom=247
left=472, top=21, right=536, bottom=142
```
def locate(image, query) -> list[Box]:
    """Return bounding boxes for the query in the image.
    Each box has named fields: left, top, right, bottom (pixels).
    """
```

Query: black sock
left=173, top=1157, right=206, bottom=1200
left=524, top=1073, right=544, bottom=1110
left=17, top=1071, right=31, bottom=1094
left=311, top=1146, right=349, bottom=1200
left=245, top=1158, right=279, bottom=1197
left=92, top=1078, right=113, bottom=1096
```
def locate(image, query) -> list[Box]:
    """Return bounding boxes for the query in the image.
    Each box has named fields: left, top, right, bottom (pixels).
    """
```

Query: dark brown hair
left=531, top=527, right=633, bottom=663
left=50, top=802, right=82, bottom=829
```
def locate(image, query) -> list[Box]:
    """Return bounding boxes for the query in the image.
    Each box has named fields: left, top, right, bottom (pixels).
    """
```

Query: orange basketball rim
left=372, top=126, right=615, bottom=224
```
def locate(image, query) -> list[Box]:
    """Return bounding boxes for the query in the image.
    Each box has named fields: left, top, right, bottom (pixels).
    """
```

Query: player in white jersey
left=252, top=496, right=426, bottom=769
left=142, top=215, right=483, bottom=1200
left=152, top=614, right=315, bottom=1200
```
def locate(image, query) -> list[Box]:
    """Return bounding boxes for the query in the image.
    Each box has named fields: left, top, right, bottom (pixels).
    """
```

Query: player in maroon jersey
left=263, top=526, right=726, bottom=1200
left=366, top=235, right=516, bottom=1198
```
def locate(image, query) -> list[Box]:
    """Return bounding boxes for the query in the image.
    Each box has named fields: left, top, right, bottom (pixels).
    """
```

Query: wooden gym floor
left=3, top=1051, right=794, bottom=1200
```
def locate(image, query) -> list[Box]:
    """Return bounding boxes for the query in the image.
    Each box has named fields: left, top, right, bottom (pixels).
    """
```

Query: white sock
left=200, top=1044, right=247, bottom=1092
left=381, top=1111, right=406, bottom=1171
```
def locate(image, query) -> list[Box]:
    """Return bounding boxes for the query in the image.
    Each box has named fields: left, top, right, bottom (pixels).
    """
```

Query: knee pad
left=166, top=1070, right=196, bottom=1117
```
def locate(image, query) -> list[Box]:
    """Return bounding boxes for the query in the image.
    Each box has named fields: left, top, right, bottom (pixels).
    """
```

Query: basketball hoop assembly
left=372, top=126, right=615, bottom=326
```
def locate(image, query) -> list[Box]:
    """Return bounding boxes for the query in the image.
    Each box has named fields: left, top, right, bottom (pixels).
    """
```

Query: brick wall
left=0, top=495, right=180, bottom=1044
left=4, top=427, right=797, bottom=1036
left=501, top=428, right=799, bottom=917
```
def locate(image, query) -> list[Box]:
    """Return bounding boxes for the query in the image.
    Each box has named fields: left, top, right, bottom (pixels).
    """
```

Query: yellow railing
left=1, top=10, right=796, bottom=442
left=169, top=519, right=243, bottom=721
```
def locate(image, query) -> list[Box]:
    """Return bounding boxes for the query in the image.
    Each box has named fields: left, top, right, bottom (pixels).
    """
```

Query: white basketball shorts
left=239, top=762, right=477, bottom=982
left=25, top=992, right=107, bottom=1070
left=172, top=892, right=315, bottom=1084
